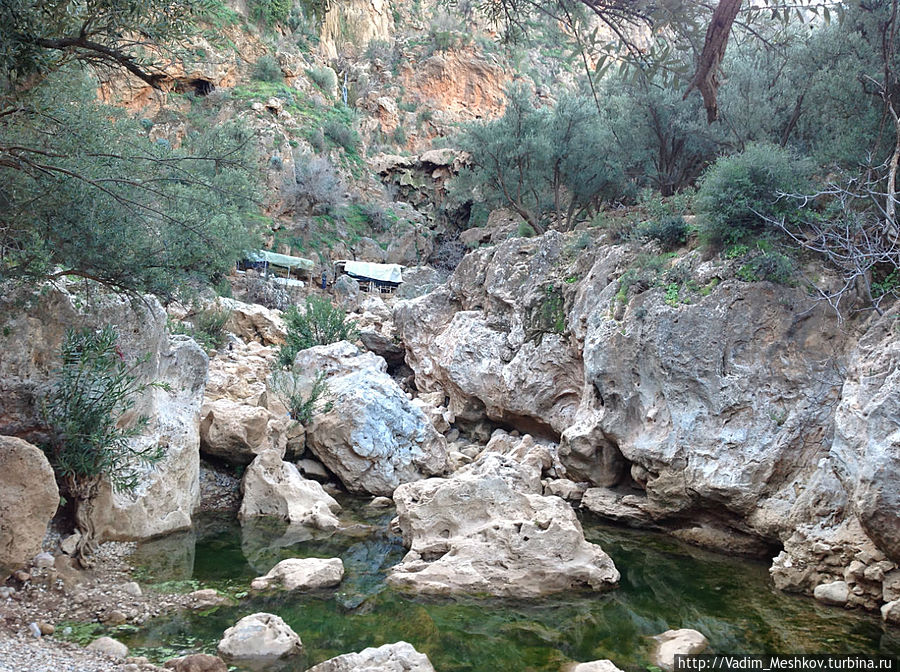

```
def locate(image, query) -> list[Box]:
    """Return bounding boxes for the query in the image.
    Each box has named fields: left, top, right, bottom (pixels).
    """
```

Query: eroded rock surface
left=295, top=342, right=448, bottom=496
left=307, top=641, right=435, bottom=672
left=394, top=228, right=900, bottom=612
left=388, top=439, right=618, bottom=597
left=217, top=612, right=302, bottom=660
left=239, top=449, right=341, bottom=530
left=250, top=557, right=344, bottom=592
left=0, top=437, right=59, bottom=574
left=0, top=283, right=206, bottom=541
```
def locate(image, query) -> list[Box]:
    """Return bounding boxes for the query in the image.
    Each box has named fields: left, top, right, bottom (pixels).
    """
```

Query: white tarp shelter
left=249, top=250, right=315, bottom=272
left=339, top=260, right=403, bottom=284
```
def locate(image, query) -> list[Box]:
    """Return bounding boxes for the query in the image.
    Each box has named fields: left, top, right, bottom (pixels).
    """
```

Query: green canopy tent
left=246, top=250, right=314, bottom=282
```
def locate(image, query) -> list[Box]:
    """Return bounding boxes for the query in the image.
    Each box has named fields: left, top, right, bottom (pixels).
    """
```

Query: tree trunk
left=685, top=0, right=743, bottom=123
left=66, top=475, right=102, bottom=568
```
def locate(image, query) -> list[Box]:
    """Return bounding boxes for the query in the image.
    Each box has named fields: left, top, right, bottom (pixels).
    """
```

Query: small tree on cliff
left=42, top=327, right=164, bottom=566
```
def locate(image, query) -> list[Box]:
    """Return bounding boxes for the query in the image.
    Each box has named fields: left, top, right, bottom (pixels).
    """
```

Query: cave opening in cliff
left=175, top=79, right=215, bottom=96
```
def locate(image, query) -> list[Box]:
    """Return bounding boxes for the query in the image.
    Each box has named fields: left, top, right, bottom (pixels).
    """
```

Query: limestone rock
left=188, top=588, right=233, bottom=610
left=334, top=274, right=360, bottom=310
left=87, top=636, right=129, bottom=660
left=218, top=297, right=286, bottom=346
left=200, top=398, right=290, bottom=465
left=217, top=612, right=302, bottom=660
left=651, top=629, right=709, bottom=672
left=388, top=452, right=619, bottom=597
left=307, top=641, right=435, bottom=672
left=814, top=580, right=850, bottom=606
left=0, top=438, right=58, bottom=575
left=250, top=557, right=344, bottom=592
left=239, top=449, right=341, bottom=530
left=566, top=661, right=625, bottom=672
left=6, top=287, right=204, bottom=544
left=397, top=266, right=446, bottom=300
left=164, top=653, right=228, bottom=672
left=882, top=599, right=900, bottom=625
left=297, top=342, right=448, bottom=496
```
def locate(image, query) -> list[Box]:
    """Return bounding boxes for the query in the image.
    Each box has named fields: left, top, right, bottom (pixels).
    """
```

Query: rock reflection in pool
left=126, top=499, right=900, bottom=671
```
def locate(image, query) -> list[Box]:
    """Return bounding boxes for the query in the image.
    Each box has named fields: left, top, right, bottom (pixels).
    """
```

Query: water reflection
left=125, top=500, right=900, bottom=671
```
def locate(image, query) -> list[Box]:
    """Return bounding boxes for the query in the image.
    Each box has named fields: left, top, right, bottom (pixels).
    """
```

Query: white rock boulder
left=239, top=449, right=341, bottom=530
left=0, top=437, right=59, bottom=574
left=813, top=580, right=850, bottom=607
left=296, top=342, right=448, bottom=496
left=217, top=612, right=302, bottom=660
left=86, top=636, right=129, bottom=659
left=218, top=297, right=286, bottom=346
left=651, top=629, right=709, bottom=672
left=250, top=557, right=344, bottom=592
left=388, top=453, right=619, bottom=597
left=307, top=641, right=435, bottom=672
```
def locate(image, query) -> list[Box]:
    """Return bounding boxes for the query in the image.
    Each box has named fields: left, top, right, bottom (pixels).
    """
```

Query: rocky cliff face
left=395, top=229, right=900, bottom=611
left=0, top=283, right=207, bottom=541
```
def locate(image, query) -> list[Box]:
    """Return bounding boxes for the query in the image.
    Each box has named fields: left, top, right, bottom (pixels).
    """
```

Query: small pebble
left=38, top=621, right=55, bottom=636
left=28, top=622, right=42, bottom=638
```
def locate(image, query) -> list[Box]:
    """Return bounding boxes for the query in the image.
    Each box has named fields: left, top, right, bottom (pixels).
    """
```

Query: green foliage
left=170, top=306, right=231, bottom=351
left=453, top=85, right=625, bottom=231
left=323, top=117, right=360, bottom=153
left=252, top=55, right=283, bottom=82
left=0, top=0, right=207, bottom=89
left=736, top=250, right=795, bottom=285
left=517, top=222, right=537, bottom=238
left=664, top=282, right=681, bottom=307
left=636, top=216, right=688, bottom=252
left=277, top=297, right=358, bottom=368
left=42, top=327, right=163, bottom=494
left=696, top=143, right=810, bottom=247
left=0, top=73, right=261, bottom=298
left=600, top=72, right=724, bottom=196
left=308, top=66, right=338, bottom=95
left=271, top=370, right=333, bottom=424
left=527, top=285, right=567, bottom=340
left=248, top=0, right=292, bottom=25
left=872, top=267, right=900, bottom=299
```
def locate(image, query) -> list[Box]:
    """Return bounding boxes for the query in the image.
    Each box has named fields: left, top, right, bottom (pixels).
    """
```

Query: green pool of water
left=123, top=497, right=900, bottom=671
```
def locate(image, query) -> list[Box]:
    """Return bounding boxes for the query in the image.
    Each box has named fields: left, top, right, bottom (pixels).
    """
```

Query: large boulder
left=217, top=613, right=302, bottom=660
left=388, top=450, right=619, bottom=597
left=200, top=398, right=291, bottom=464
left=218, top=297, right=286, bottom=346
left=0, top=437, right=59, bottom=574
left=239, top=449, right=341, bottom=530
left=307, top=641, right=435, bottom=672
left=250, top=557, right=344, bottom=592
left=200, top=338, right=293, bottom=464
left=0, top=283, right=206, bottom=541
left=296, top=342, right=448, bottom=496
left=651, top=629, right=709, bottom=672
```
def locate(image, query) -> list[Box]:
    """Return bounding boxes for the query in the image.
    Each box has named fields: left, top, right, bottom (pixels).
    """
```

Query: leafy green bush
left=171, top=306, right=231, bottom=351
left=252, top=55, right=283, bottom=82
left=308, top=66, right=338, bottom=95
left=42, top=327, right=164, bottom=564
left=737, top=250, right=795, bottom=285
left=696, top=143, right=811, bottom=246
left=249, top=0, right=292, bottom=25
left=271, top=370, right=333, bottom=424
left=323, top=117, right=359, bottom=153
left=277, top=296, right=358, bottom=368
left=637, top=216, right=688, bottom=251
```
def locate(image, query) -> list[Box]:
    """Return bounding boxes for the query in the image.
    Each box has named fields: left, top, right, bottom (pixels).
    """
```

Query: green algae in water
left=124, top=500, right=900, bottom=671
